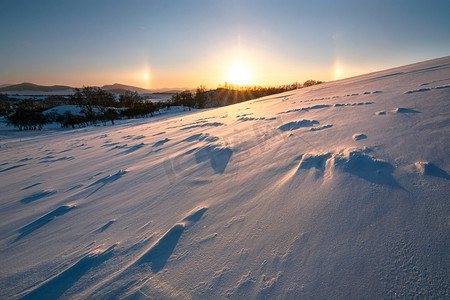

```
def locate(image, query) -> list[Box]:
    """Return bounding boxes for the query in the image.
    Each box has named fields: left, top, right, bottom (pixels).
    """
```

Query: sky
left=1, top=0, right=449, bottom=90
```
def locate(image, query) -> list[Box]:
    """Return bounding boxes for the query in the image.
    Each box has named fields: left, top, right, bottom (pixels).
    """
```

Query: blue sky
left=1, top=0, right=449, bottom=89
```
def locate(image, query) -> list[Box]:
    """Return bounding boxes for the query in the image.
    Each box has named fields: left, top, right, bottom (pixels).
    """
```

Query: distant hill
left=0, top=82, right=186, bottom=95
left=102, top=83, right=184, bottom=94
left=0, top=82, right=74, bottom=92
left=102, top=83, right=152, bottom=94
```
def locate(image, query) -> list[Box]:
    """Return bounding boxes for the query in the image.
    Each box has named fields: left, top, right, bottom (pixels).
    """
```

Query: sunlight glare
left=226, top=62, right=252, bottom=86
left=140, top=68, right=151, bottom=89
left=334, top=66, right=343, bottom=80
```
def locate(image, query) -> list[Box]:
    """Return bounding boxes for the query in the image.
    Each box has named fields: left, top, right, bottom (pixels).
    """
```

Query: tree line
left=170, top=80, right=323, bottom=110
left=3, top=88, right=162, bottom=130
left=2, top=79, right=323, bottom=130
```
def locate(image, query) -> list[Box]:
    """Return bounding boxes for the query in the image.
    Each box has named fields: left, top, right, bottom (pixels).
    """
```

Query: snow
left=3, top=89, right=74, bottom=96
left=0, top=56, right=449, bottom=298
left=44, top=105, right=85, bottom=116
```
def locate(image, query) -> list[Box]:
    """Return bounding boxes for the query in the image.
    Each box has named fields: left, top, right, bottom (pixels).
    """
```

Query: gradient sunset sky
left=1, top=0, right=449, bottom=89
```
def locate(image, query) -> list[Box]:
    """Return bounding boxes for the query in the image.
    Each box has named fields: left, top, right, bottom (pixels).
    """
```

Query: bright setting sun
left=226, top=62, right=253, bottom=86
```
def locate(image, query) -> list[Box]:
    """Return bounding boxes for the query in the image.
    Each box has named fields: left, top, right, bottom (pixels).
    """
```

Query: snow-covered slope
left=1, top=57, right=449, bottom=299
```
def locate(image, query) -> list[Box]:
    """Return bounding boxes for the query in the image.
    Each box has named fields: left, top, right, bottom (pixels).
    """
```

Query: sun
left=226, top=62, right=253, bottom=86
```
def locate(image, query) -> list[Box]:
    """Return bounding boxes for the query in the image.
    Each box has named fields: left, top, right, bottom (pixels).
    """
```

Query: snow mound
left=415, top=161, right=450, bottom=179
left=392, top=107, right=421, bottom=114
left=297, top=153, right=331, bottom=170
left=194, top=144, right=233, bottom=174
left=330, top=148, right=399, bottom=186
left=295, top=148, right=400, bottom=187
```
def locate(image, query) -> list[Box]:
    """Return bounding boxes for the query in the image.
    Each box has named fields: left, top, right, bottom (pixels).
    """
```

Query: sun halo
left=226, top=62, right=253, bottom=86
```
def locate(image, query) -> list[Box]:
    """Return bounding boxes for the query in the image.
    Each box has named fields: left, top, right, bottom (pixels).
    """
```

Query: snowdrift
left=0, top=57, right=449, bottom=299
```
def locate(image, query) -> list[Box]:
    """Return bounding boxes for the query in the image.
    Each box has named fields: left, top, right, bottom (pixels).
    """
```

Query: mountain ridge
left=0, top=82, right=186, bottom=94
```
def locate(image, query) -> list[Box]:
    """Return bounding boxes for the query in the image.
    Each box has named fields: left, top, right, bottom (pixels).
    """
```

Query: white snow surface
left=3, top=89, right=75, bottom=96
left=43, top=105, right=86, bottom=116
left=0, top=57, right=449, bottom=299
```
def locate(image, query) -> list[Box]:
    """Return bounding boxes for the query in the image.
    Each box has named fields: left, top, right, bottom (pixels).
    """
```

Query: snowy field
left=2, top=90, right=74, bottom=96
left=0, top=57, right=449, bottom=299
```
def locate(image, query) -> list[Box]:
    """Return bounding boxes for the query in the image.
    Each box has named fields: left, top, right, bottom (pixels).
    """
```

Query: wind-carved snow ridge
left=278, top=101, right=373, bottom=114
left=352, top=133, right=367, bottom=141
left=119, top=143, right=146, bottom=154
left=95, top=219, right=117, bottom=233
left=277, top=105, right=330, bottom=114
left=309, top=124, right=333, bottom=131
left=333, top=102, right=373, bottom=107
left=85, top=169, right=128, bottom=197
left=136, top=207, right=208, bottom=272
left=183, top=133, right=219, bottom=143
left=88, top=207, right=208, bottom=298
left=392, top=107, right=421, bottom=114
left=0, top=164, right=26, bottom=173
left=170, top=133, right=232, bottom=175
left=20, top=244, right=117, bottom=299
left=294, top=148, right=402, bottom=188
left=297, top=153, right=332, bottom=171
left=20, top=189, right=57, bottom=204
left=194, top=144, right=233, bottom=174
left=415, top=161, right=450, bottom=179
left=180, top=122, right=224, bottom=130
left=278, top=120, right=319, bottom=131
left=87, top=169, right=127, bottom=187
left=330, top=148, right=401, bottom=188
left=14, top=204, right=76, bottom=242
left=403, top=84, right=450, bottom=94
left=152, top=138, right=170, bottom=147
